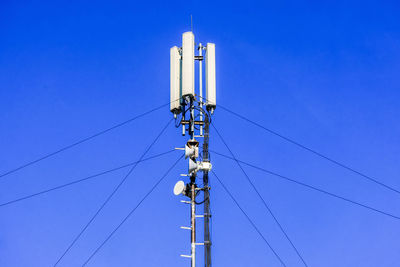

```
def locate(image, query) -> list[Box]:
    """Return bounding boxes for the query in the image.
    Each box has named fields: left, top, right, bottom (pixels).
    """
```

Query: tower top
left=170, top=32, right=216, bottom=115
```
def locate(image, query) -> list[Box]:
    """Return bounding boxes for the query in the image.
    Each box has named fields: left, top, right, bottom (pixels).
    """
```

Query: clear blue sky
left=1, top=1, right=399, bottom=266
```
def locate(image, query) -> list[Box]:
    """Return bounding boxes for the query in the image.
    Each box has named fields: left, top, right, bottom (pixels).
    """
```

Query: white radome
left=170, top=46, right=181, bottom=113
left=173, top=180, right=186, bottom=196
left=206, top=42, right=216, bottom=108
left=181, top=31, right=195, bottom=97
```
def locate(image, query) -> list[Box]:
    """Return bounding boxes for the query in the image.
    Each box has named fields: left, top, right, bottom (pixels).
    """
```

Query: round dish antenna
left=173, top=180, right=186, bottom=196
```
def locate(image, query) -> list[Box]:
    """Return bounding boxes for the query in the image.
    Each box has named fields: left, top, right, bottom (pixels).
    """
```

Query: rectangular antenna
left=170, top=46, right=181, bottom=113
left=206, top=43, right=216, bottom=109
left=182, top=32, right=195, bottom=97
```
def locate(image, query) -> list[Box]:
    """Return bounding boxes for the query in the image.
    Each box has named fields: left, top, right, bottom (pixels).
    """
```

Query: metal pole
left=190, top=181, right=196, bottom=267
left=203, top=116, right=211, bottom=267
left=189, top=90, right=196, bottom=267
left=190, top=97, right=195, bottom=139
left=199, top=43, right=203, bottom=136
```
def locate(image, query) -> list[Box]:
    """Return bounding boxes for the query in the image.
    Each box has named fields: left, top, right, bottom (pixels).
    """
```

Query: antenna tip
left=190, top=14, right=193, bottom=32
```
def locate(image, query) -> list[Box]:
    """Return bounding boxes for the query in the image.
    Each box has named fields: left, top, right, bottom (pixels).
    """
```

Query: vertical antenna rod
left=199, top=43, right=203, bottom=136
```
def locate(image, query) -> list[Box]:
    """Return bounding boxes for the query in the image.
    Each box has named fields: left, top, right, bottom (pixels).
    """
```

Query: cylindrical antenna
left=182, top=32, right=195, bottom=97
left=170, top=46, right=181, bottom=114
left=206, top=43, right=216, bottom=112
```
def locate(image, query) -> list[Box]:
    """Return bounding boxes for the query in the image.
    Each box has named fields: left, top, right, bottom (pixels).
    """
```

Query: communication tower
left=171, top=31, right=216, bottom=267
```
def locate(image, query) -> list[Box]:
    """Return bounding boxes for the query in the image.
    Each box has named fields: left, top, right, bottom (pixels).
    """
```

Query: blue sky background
left=1, top=1, right=400, bottom=266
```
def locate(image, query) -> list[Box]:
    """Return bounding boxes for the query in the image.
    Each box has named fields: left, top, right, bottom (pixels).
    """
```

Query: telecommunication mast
left=170, top=31, right=216, bottom=267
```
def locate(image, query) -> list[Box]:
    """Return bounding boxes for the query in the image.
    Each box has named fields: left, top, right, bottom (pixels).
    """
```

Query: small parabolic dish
left=174, top=180, right=185, bottom=196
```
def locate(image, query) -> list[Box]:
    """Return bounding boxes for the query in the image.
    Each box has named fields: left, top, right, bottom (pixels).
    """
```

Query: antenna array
left=170, top=31, right=216, bottom=267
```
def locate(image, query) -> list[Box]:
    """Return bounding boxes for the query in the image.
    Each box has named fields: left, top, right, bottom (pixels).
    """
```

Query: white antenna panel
left=182, top=32, right=195, bottom=97
left=206, top=43, right=216, bottom=108
left=170, top=46, right=181, bottom=113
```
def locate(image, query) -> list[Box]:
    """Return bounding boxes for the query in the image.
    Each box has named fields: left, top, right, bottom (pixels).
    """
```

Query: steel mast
left=202, top=114, right=211, bottom=266
left=171, top=31, right=216, bottom=267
